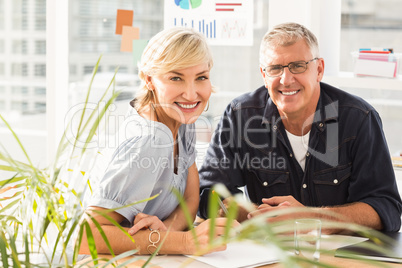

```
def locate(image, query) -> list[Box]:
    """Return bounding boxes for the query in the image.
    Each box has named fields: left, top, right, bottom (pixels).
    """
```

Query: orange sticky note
left=120, top=26, right=140, bottom=52
left=115, top=9, right=133, bottom=35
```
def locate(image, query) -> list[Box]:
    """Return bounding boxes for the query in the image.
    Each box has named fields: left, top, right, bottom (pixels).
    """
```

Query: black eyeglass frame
left=263, top=57, right=319, bottom=77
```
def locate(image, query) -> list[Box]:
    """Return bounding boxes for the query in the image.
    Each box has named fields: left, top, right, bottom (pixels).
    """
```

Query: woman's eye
left=170, top=77, right=181, bottom=81
left=197, top=76, right=208, bottom=81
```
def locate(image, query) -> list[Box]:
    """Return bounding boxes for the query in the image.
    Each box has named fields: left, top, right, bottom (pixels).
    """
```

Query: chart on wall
left=164, top=0, right=253, bottom=46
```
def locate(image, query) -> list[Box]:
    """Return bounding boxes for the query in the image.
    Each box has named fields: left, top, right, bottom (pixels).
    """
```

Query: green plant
left=0, top=56, right=138, bottom=267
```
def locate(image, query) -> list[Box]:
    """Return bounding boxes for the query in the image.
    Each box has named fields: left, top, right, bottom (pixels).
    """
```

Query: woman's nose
left=182, top=83, right=198, bottom=100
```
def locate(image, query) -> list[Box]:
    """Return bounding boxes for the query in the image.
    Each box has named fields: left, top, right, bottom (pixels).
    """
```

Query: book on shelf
left=353, top=48, right=399, bottom=78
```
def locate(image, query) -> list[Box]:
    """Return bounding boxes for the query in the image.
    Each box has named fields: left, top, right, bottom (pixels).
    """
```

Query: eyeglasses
left=263, top=58, right=319, bottom=77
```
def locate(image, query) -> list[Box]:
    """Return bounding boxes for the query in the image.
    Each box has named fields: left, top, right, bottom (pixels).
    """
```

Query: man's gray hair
left=259, top=22, right=320, bottom=67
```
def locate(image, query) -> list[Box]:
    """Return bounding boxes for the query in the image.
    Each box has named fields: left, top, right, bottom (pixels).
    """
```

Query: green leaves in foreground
left=0, top=55, right=129, bottom=267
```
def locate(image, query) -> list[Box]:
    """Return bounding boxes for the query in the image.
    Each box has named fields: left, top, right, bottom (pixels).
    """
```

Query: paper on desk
left=320, top=235, right=368, bottom=251
left=187, top=240, right=279, bottom=268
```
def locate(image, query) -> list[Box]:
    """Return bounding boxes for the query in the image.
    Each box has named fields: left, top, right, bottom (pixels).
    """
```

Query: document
left=335, top=232, right=402, bottom=264
left=187, top=240, right=279, bottom=268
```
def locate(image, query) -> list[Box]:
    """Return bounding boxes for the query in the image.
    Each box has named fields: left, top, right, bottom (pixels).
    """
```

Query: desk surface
left=79, top=254, right=402, bottom=268
left=78, top=225, right=402, bottom=268
left=78, top=249, right=402, bottom=268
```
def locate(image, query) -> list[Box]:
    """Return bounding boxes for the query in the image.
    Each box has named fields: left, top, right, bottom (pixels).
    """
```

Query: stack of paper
left=353, top=48, right=398, bottom=78
left=187, top=240, right=279, bottom=268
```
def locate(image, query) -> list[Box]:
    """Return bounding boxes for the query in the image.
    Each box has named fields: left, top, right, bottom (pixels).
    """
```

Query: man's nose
left=280, top=67, right=295, bottom=85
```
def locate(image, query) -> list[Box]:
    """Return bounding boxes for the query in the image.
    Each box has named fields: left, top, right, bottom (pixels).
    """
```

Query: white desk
left=78, top=235, right=402, bottom=268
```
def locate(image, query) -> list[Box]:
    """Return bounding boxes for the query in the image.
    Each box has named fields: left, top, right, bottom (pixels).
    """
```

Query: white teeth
left=282, top=90, right=298, bottom=96
left=176, top=102, right=198, bottom=109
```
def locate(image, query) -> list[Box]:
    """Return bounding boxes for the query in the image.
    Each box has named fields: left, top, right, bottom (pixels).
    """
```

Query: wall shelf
left=322, top=72, right=402, bottom=91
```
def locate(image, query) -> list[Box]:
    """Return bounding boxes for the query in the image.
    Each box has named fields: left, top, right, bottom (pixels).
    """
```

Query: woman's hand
left=128, top=213, right=167, bottom=235
left=185, top=218, right=240, bottom=255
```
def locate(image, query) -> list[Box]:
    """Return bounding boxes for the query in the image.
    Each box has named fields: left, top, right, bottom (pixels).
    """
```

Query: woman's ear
left=145, top=75, right=153, bottom=89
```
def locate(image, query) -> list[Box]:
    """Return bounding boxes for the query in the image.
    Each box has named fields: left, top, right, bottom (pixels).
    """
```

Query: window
left=83, top=65, right=94, bottom=74
left=2, top=0, right=47, bottom=170
left=35, top=40, right=46, bottom=54
left=35, top=0, right=46, bottom=31
left=12, top=86, right=28, bottom=95
left=0, top=100, right=5, bottom=110
left=12, top=0, right=28, bottom=30
left=35, top=16, right=46, bottom=31
left=11, top=63, right=28, bottom=77
left=11, top=100, right=28, bottom=111
left=34, top=102, right=46, bottom=111
left=35, top=0, right=46, bottom=14
left=79, top=41, right=94, bottom=53
left=83, top=65, right=101, bottom=74
left=110, top=65, right=127, bottom=73
left=34, top=64, right=46, bottom=77
left=12, top=40, right=28, bottom=54
left=34, top=87, right=46, bottom=95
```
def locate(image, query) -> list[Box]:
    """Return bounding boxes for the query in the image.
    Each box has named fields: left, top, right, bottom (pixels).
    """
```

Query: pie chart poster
left=164, top=0, right=253, bottom=46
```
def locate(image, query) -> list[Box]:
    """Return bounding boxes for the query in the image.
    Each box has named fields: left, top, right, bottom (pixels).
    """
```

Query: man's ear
left=260, top=67, right=268, bottom=88
left=317, top=58, right=325, bottom=82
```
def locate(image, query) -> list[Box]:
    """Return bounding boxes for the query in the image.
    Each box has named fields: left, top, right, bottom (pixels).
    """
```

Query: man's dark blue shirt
left=198, top=82, right=402, bottom=232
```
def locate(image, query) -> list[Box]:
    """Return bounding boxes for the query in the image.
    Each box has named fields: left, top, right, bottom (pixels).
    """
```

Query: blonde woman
left=80, top=27, right=236, bottom=255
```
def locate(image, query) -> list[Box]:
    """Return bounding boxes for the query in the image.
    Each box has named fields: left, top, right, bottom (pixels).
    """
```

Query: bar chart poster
left=164, top=0, right=253, bottom=46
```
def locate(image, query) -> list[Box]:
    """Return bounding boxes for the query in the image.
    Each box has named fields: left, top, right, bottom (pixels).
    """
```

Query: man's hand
left=128, top=213, right=168, bottom=235
left=247, top=195, right=308, bottom=221
left=221, top=198, right=258, bottom=222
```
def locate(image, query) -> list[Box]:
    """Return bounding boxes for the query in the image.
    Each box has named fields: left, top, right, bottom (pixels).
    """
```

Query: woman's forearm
left=79, top=224, right=190, bottom=255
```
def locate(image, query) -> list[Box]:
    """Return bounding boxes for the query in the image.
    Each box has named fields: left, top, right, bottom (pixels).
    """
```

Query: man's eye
left=292, top=63, right=306, bottom=69
left=269, top=66, right=282, bottom=71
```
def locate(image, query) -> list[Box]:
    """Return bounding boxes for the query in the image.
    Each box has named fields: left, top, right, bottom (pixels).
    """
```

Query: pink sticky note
left=115, top=9, right=133, bottom=35
left=120, top=26, right=140, bottom=52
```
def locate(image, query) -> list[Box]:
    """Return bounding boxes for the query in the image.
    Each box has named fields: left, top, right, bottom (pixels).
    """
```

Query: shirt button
left=306, top=152, right=310, bottom=157
left=290, top=153, right=293, bottom=158
left=333, top=179, right=338, bottom=184
left=319, top=122, right=324, bottom=128
left=263, top=182, right=268, bottom=186
left=302, top=184, right=307, bottom=189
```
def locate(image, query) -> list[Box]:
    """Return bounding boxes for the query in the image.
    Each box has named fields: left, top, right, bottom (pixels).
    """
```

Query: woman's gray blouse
left=87, top=105, right=197, bottom=226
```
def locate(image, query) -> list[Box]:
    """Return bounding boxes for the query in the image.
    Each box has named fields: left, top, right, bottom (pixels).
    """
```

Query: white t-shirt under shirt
left=285, top=130, right=310, bottom=172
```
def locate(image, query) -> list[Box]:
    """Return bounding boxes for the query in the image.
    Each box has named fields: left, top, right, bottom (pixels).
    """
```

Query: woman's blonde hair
left=135, top=27, right=213, bottom=112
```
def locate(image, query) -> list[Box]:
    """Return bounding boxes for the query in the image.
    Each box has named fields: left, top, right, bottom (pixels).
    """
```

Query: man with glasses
left=198, top=22, right=402, bottom=232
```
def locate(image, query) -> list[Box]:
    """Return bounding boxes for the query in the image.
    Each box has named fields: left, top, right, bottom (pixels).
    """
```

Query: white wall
left=268, top=0, right=341, bottom=76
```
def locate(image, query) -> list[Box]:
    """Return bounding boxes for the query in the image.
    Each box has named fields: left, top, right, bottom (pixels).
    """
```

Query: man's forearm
left=321, top=202, right=383, bottom=234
